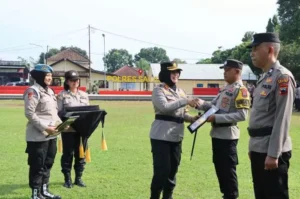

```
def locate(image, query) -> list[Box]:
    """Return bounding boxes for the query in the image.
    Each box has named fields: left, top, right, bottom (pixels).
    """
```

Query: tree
left=266, top=15, right=280, bottom=33
left=135, top=47, right=169, bottom=63
left=103, top=49, right=133, bottom=73
left=135, top=58, right=150, bottom=70
left=266, top=18, right=275, bottom=32
left=277, top=0, right=300, bottom=44
left=196, top=58, right=212, bottom=64
left=279, top=42, right=300, bottom=81
left=172, top=58, right=186, bottom=64
left=242, top=31, right=255, bottom=42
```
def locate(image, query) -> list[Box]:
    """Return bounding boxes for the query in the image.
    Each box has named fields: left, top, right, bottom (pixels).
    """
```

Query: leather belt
left=212, top=123, right=237, bottom=128
left=247, top=127, right=273, bottom=137
left=155, top=114, right=184, bottom=124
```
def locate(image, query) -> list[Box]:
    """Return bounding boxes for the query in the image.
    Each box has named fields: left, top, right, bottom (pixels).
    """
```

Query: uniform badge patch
left=241, top=88, right=248, bottom=98
left=277, top=75, right=289, bottom=96
left=260, top=90, right=267, bottom=96
left=28, top=92, right=34, bottom=100
left=221, top=97, right=230, bottom=108
left=266, top=78, right=272, bottom=83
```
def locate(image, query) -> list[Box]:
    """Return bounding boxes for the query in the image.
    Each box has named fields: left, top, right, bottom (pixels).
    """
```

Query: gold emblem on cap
left=42, top=65, right=48, bottom=71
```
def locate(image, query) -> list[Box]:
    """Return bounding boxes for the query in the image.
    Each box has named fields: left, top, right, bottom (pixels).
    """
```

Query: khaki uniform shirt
left=198, top=80, right=250, bottom=140
left=249, top=61, right=296, bottom=158
left=24, top=83, right=61, bottom=142
left=57, top=90, right=89, bottom=132
left=149, top=83, right=193, bottom=142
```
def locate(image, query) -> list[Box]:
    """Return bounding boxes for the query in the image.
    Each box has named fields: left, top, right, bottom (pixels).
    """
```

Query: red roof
left=47, top=49, right=90, bottom=63
left=113, top=66, right=144, bottom=76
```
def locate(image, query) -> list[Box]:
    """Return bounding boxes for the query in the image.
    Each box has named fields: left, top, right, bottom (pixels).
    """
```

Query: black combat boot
left=31, top=188, right=45, bottom=199
left=41, top=184, right=62, bottom=199
left=63, top=173, right=72, bottom=188
left=74, top=172, right=86, bottom=187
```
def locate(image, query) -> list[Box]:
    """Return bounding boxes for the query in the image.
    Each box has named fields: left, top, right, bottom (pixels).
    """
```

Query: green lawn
left=0, top=100, right=299, bottom=199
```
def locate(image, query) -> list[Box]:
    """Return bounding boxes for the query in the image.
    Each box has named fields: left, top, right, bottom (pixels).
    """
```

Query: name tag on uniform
left=262, top=84, right=272, bottom=89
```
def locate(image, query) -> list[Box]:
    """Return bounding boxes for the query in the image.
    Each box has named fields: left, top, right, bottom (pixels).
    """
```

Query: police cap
left=32, top=64, right=53, bottom=73
left=160, top=61, right=182, bottom=72
left=219, top=59, right=243, bottom=69
left=247, top=32, right=280, bottom=48
left=65, top=70, right=80, bottom=80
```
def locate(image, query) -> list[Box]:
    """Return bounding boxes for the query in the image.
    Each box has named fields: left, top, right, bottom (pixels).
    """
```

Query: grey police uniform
left=57, top=90, right=89, bottom=132
left=57, top=89, right=89, bottom=188
left=248, top=61, right=296, bottom=199
left=149, top=61, right=195, bottom=199
left=199, top=80, right=249, bottom=139
left=248, top=61, right=295, bottom=156
left=24, top=63, right=62, bottom=199
left=149, top=83, right=193, bottom=142
left=247, top=32, right=296, bottom=199
left=24, top=83, right=61, bottom=141
left=198, top=80, right=250, bottom=199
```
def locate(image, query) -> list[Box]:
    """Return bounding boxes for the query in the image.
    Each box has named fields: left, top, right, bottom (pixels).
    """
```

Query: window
left=196, top=83, right=203, bottom=88
left=208, top=83, right=219, bottom=88
left=98, top=80, right=109, bottom=88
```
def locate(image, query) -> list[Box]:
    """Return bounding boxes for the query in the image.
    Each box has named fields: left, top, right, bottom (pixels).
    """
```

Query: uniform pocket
left=80, top=98, right=88, bottom=105
left=254, top=91, right=271, bottom=112
left=40, top=98, right=50, bottom=112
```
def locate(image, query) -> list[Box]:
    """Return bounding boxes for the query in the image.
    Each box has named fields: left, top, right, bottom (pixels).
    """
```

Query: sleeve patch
left=28, top=92, right=34, bottom=100
left=277, top=75, right=289, bottom=96
left=235, top=87, right=250, bottom=109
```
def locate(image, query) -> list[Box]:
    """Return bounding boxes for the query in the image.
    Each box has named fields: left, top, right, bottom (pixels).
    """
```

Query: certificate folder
left=187, top=105, right=219, bottom=134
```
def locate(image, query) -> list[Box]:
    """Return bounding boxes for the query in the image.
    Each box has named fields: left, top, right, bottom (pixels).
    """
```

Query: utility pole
left=88, top=25, right=92, bottom=91
left=46, top=45, right=49, bottom=64
left=102, top=34, right=106, bottom=89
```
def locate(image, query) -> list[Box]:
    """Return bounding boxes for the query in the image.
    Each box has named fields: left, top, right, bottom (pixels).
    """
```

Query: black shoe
left=41, top=184, right=62, bottom=199
left=31, top=188, right=45, bottom=199
left=74, top=178, right=86, bottom=187
left=63, top=173, right=73, bottom=188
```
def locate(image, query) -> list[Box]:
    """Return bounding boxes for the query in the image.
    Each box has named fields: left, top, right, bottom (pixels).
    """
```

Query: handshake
left=187, top=98, right=205, bottom=108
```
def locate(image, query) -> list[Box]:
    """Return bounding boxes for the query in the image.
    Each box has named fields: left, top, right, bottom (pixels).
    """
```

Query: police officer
left=149, top=61, right=200, bottom=199
left=57, top=70, right=89, bottom=188
left=247, top=32, right=296, bottom=199
left=196, top=59, right=250, bottom=199
left=24, top=64, right=62, bottom=199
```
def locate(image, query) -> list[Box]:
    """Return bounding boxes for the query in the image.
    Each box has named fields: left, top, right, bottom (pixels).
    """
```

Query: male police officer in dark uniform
left=247, top=32, right=296, bottom=199
left=196, top=59, right=250, bottom=199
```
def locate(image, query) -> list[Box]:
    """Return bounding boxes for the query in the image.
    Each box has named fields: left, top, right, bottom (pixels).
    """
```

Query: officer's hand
left=187, top=98, right=198, bottom=107
left=206, top=115, right=215, bottom=122
left=264, top=156, right=278, bottom=170
left=191, top=115, right=201, bottom=123
left=46, top=126, right=58, bottom=135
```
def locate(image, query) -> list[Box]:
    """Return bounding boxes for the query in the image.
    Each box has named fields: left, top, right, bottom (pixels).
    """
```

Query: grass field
left=0, top=100, right=299, bottom=199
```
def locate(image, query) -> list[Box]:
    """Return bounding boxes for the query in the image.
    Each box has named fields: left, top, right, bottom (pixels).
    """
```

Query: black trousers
left=250, top=151, right=291, bottom=199
left=26, top=139, right=57, bottom=189
left=150, top=139, right=182, bottom=199
left=61, top=132, right=85, bottom=174
left=212, top=138, right=239, bottom=199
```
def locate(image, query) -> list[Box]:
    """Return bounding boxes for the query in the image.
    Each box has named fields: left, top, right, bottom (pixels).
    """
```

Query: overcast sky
left=0, top=0, right=278, bottom=71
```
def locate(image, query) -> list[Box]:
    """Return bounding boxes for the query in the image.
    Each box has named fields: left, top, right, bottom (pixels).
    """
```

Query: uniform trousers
left=26, top=138, right=57, bottom=189
left=250, top=151, right=291, bottom=199
left=212, top=138, right=239, bottom=199
left=150, top=139, right=182, bottom=199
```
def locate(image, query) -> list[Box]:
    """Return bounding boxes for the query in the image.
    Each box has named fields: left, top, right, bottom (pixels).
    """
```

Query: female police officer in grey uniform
left=57, top=70, right=89, bottom=188
left=24, top=64, right=62, bottom=199
left=149, top=61, right=199, bottom=199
